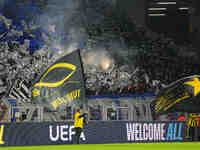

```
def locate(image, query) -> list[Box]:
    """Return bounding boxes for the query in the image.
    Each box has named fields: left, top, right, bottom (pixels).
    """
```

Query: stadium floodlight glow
left=179, top=7, right=189, bottom=10
left=148, top=14, right=166, bottom=16
left=148, top=8, right=167, bottom=11
left=156, top=2, right=176, bottom=5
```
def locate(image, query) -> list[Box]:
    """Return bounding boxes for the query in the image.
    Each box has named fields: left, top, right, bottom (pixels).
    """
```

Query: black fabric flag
left=151, top=75, right=200, bottom=118
left=31, top=50, right=86, bottom=112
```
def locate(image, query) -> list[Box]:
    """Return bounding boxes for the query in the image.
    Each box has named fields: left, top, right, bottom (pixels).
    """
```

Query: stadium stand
left=0, top=0, right=199, bottom=123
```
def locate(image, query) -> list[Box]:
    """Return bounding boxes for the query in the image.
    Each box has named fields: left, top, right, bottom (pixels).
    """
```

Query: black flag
left=31, top=50, right=86, bottom=112
left=151, top=75, right=200, bottom=118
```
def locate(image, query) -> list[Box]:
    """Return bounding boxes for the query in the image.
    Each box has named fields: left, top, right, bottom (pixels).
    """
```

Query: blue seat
left=0, top=22, right=7, bottom=35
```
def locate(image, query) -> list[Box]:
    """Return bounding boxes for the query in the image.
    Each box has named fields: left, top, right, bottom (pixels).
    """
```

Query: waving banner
left=151, top=75, right=200, bottom=117
left=31, top=50, right=86, bottom=112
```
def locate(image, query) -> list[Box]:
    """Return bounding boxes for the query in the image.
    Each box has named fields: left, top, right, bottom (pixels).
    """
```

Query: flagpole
left=77, top=49, right=88, bottom=112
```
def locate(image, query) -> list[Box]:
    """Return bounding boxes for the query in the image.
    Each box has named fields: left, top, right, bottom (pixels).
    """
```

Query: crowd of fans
left=84, top=2, right=200, bottom=96
left=0, top=0, right=200, bottom=102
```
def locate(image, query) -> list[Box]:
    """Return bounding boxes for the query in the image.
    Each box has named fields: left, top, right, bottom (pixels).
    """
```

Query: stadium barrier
left=0, top=121, right=187, bottom=146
